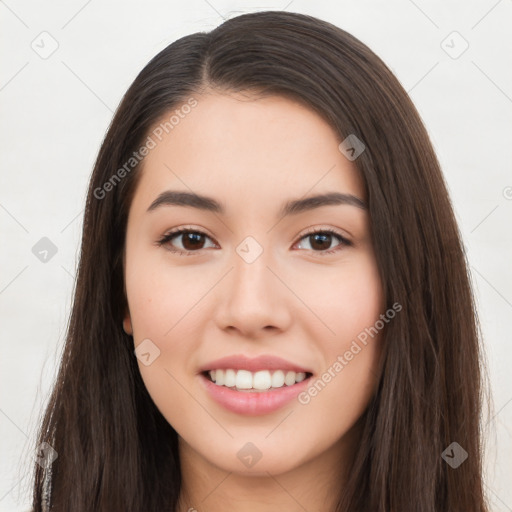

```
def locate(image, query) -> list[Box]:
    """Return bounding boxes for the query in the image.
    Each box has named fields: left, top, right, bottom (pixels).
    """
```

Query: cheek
left=293, top=253, right=383, bottom=424
left=125, top=265, right=202, bottom=428
left=294, top=251, right=383, bottom=344
left=125, top=251, right=208, bottom=340
left=124, top=254, right=210, bottom=413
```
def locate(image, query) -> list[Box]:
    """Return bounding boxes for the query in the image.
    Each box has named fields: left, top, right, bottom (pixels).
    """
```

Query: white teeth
left=235, top=370, right=253, bottom=389
left=295, top=372, right=306, bottom=382
left=214, top=369, right=224, bottom=386
left=284, top=371, right=296, bottom=386
left=208, top=369, right=309, bottom=390
left=224, top=369, right=236, bottom=388
left=271, top=370, right=285, bottom=388
left=253, top=370, right=272, bottom=390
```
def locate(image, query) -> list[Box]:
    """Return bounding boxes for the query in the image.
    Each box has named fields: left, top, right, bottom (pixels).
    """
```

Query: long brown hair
left=31, top=10, right=489, bottom=511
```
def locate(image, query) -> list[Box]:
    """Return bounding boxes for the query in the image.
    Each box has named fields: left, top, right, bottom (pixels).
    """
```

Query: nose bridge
left=230, top=239, right=276, bottom=307
left=215, top=237, right=291, bottom=335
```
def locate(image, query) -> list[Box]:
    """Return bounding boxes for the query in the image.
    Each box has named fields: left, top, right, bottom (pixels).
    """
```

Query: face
left=123, top=91, right=384, bottom=477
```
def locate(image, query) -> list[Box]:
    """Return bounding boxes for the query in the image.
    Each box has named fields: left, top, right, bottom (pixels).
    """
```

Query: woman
left=31, top=10, right=489, bottom=511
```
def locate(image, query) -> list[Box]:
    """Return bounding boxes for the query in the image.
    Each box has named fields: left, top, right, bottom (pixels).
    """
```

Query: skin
left=122, top=91, right=384, bottom=512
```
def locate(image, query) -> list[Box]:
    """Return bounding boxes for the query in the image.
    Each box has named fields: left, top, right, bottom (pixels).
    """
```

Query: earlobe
left=123, top=315, right=133, bottom=335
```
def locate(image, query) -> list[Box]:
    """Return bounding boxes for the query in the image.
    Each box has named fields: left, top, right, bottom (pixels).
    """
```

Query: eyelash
left=156, top=226, right=352, bottom=257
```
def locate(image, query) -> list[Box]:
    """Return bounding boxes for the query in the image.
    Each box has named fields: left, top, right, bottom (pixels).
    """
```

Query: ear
left=123, top=312, right=133, bottom=335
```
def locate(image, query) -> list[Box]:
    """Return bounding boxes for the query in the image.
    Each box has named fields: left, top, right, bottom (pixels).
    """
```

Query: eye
left=156, top=227, right=217, bottom=256
left=294, top=228, right=352, bottom=255
left=156, top=227, right=352, bottom=256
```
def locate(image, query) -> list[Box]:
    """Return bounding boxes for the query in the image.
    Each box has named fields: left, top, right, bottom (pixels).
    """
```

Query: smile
left=206, top=369, right=310, bottom=391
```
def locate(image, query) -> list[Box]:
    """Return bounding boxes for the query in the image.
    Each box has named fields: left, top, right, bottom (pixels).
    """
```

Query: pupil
left=311, top=233, right=330, bottom=250
left=183, top=233, right=204, bottom=250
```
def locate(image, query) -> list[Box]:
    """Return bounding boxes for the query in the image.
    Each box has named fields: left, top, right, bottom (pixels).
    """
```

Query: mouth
left=201, top=369, right=314, bottom=392
left=198, top=354, right=315, bottom=414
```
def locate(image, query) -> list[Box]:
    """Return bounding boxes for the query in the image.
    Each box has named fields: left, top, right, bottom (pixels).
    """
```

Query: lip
left=199, top=372, right=312, bottom=416
left=199, top=354, right=313, bottom=374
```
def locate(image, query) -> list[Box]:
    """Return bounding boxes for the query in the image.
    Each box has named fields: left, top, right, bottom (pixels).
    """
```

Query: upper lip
left=199, top=354, right=313, bottom=374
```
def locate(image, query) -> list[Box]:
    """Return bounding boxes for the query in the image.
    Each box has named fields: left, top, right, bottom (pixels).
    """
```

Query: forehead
left=131, top=92, right=366, bottom=216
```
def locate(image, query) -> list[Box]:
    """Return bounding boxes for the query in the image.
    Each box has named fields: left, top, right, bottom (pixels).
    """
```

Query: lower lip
left=199, top=373, right=312, bottom=416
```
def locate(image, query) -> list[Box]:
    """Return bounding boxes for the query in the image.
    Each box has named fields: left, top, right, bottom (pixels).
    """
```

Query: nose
left=214, top=245, right=292, bottom=339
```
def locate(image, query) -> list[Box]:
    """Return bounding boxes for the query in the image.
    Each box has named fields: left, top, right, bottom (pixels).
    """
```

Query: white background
left=1, top=0, right=511, bottom=510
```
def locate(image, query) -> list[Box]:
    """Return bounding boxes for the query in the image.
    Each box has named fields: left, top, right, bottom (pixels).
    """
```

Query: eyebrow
left=147, top=190, right=368, bottom=216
